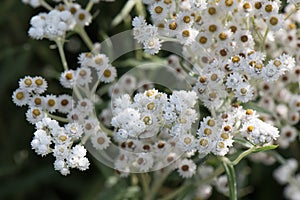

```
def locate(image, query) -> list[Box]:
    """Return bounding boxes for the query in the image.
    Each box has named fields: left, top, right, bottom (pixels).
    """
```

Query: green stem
left=75, top=26, right=94, bottom=51
left=160, top=165, right=224, bottom=200
left=269, top=150, right=286, bottom=165
left=222, top=161, right=237, bottom=200
left=140, top=173, right=150, bottom=198
left=251, top=16, right=263, bottom=41
left=40, top=0, right=53, bottom=10
left=55, top=38, right=68, bottom=71
left=46, top=112, right=69, bottom=123
left=231, top=146, right=256, bottom=165
left=260, top=27, right=269, bottom=52
left=135, top=0, right=146, bottom=17
left=146, top=170, right=171, bottom=200
left=86, top=1, right=94, bottom=12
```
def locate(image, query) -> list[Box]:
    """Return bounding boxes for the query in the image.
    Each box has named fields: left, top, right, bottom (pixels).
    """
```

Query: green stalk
left=75, top=26, right=94, bottom=51
left=86, top=1, right=94, bottom=12
left=55, top=38, right=69, bottom=71
left=40, top=0, right=53, bottom=10
left=222, top=161, right=237, bottom=200
left=46, top=112, right=69, bottom=123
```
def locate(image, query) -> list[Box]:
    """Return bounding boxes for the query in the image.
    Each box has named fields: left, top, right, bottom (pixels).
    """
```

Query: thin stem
left=46, top=112, right=69, bottom=123
left=55, top=38, right=68, bottom=71
left=146, top=170, right=171, bottom=200
left=40, top=0, right=53, bottom=10
left=160, top=165, right=224, bottom=200
left=285, top=5, right=300, bottom=20
left=140, top=173, right=150, bottom=198
left=135, top=0, right=146, bottom=17
left=251, top=16, right=263, bottom=41
left=260, top=27, right=269, bottom=52
left=75, top=26, right=94, bottom=51
left=63, top=0, right=70, bottom=6
left=269, top=150, right=286, bottom=165
left=86, top=1, right=94, bottom=12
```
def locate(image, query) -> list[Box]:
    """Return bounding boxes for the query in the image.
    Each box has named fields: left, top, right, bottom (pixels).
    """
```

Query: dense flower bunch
left=111, top=89, right=198, bottom=174
left=11, top=0, right=300, bottom=199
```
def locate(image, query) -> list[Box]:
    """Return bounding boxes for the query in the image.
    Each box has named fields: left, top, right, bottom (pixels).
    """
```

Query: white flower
left=26, top=107, right=45, bottom=124
left=215, top=175, right=229, bottom=194
left=91, top=131, right=111, bottom=150
left=54, top=159, right=70, bottom=176
left=143, top=37, right=161, bottom=55
left=134, top=153, right=154, bottom=172
left=60, top=70, right=76, bottom=88
left=98, top=65, right=117, bottom=83
left=65, top=122, right=83, bottom=140
left=284, top=174, right=300, bottom=200
left=278, top=126, right=298, bottom=149
left=53, top=144, right=70, bottom=159
left=12, top=88, right=30, bottom=107
left=31, top=129, right=52, bottom=156
left=234, top=82, right=255, bottom=103
left=177, top=159, right=197, bottom=178
left=67, top=144, right=89, bottom=170
left=33, top=76, right=48, bottom=94
left=274, top=159, right=298, bottom=184
left=76, top=67, right=92, bottom=86
left=43, top=94, right=58, bottom=113
left=74, top=9, right=92, bottom=26
left=76, top=98, right=93, bottom=116
left=57, top=94, right=73, bottom=114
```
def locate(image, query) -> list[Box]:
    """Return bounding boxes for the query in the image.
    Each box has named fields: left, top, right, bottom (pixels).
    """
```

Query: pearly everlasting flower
left=284, top=174, right=300, bottom=200
left=278, top=126, right=298, bottom=148
left=274, top=159, right=298, bottom=184
left=28, top=9, right=75, bottom=40
left=177, top=159, right=197, bottom=178
left=60, top=70, right=76, bottom=88
left=26, top=107, right=45, bottom=124
left=12, top=88, right=30, bottom=107
left=91, top=131, right=111, bottom=150
left=54, top=159, right=70, bottom=176
left=67, top=144, right=90, bottom=170
left=31, top=129, right=52, bottom=156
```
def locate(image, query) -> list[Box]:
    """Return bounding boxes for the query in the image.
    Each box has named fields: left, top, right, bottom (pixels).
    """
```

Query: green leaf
left=252, top=145, right=278, bottom=153
left=223, top=162, right=237, bottom=200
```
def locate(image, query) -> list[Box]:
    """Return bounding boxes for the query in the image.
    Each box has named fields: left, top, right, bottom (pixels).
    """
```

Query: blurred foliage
left=0, top=0, right=295, bottom=200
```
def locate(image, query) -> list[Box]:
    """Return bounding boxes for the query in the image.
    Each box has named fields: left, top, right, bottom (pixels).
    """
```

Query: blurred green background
left=0, top=0, right=293, bottom=200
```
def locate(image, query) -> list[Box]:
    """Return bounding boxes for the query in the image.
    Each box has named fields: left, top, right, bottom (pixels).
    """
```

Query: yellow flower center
left=207, top=119, right=215, bottom=126
left=35, top=78, right=43, bottom=86
left=48, top=99, right=56, bottom=107
left=182, top=30, right=190, bottom=37
left=24, top=78, right=32, bottom=86
left=16, top=92, right=24, bottom=100
left=154, top=6, right=163, bottom=14
left=97, top=137, right=105, bottom=144
left=169, top=22, right=177, bottom=30
left=199, top=138, right=208, bottom=146
left=183, top=16, right=191, bottom=23
left=103, top=69, right=112, bottom=78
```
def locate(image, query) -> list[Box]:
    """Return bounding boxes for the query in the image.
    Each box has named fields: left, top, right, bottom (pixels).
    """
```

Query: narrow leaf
left=252, top=145, right=278, bottom=153
left=223, top=162, right=237, bottom=200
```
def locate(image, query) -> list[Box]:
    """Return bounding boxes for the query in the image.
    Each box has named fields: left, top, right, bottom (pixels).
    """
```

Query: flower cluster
left=11, top=0, right=300, bottom=199
left=111, top=89, right=198, bottom=174
left=28, top=3, right=92, bottom=40
left=197, top=105, right=279, bottom=157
